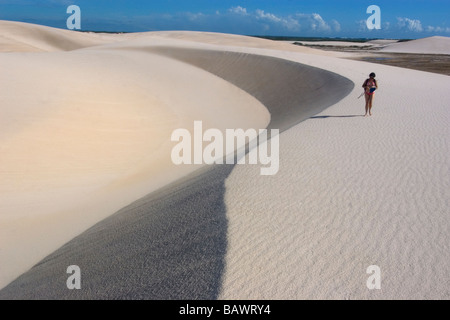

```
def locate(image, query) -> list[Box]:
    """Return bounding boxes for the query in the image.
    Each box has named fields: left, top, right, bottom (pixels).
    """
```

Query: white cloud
left=222, top=7, right=340, bottom=33
left=331, top=19, right=341, bottom=32
left=186, top=12, right=205, bottom=21
left=397, top=17, right=423, bottom=32
left=426, top=26, right=439, bottom=32
left=283, top=17, right=301, bottom=31
left=356, top=19, right=367, bottom=31
left=254, top=9, right=300, bottom=31
left=255, top=9, right=282, bottom=23
left=296, top=13, right=331, bottom=32
left=228, top=6, right=248, bottom=16
left=426, top=25, right=450, bottom=33
left=311, top=13, right=331, bottom=31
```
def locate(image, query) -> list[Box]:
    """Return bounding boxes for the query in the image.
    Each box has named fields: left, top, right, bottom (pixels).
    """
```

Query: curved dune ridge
left=0, top=21, right=354, bottom=298
left=0, top=21, right=274, bottom=290
left=0, top=20, right=112, bottom=52
left=0, top=20, right=326, bottom=54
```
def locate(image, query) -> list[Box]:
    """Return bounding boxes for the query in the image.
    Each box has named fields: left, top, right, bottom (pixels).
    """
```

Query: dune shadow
left=0, top=165, right=234, bottom=300
left=0, top=48, right=354, bottom=300
left=310, top=115, right=363, bottom=119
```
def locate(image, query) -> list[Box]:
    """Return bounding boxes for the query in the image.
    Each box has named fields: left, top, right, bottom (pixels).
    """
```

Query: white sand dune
left=0, top=20, right=325, bottom=54
left=0, top=20, right=110, bottom=52
left=0, top=21, right=449, bottom=299
left=380, top=36, right=450, bottom=54
left=367, top=39, right=399, bottom=45
left=0, top=21, right=272, bottom=289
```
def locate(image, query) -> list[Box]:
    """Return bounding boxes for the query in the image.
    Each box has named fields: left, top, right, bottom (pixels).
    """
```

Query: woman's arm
left=362, top=79, right=368, bottom=88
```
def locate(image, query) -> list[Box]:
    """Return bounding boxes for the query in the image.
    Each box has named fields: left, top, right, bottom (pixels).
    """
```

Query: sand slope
left=0, top=21, right=272, bottom=289
left=0, top=20, right=111, bottom=52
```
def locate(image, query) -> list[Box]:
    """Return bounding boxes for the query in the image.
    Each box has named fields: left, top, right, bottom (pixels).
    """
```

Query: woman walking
left=362, top=72, right=378, bottom=116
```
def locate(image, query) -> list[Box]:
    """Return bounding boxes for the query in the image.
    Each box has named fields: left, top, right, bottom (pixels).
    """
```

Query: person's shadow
left=310, top=115, right=363, bottom=119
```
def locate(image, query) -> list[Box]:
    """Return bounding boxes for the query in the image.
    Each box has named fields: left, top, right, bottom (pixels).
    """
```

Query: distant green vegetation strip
left=252, top=36, right=412, bottom=43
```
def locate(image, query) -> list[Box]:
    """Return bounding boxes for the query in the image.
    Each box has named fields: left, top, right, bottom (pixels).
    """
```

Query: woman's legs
left=364, top=94, right=370, bottom=116
left=368, top=95, right=374, bottom=115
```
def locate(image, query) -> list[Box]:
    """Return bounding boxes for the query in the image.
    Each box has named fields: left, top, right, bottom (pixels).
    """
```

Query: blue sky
left=1, top=0, right=449, bottom=38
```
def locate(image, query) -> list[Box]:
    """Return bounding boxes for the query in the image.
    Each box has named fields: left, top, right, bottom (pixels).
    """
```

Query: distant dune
left=380, top=36, right=450, bottom=54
